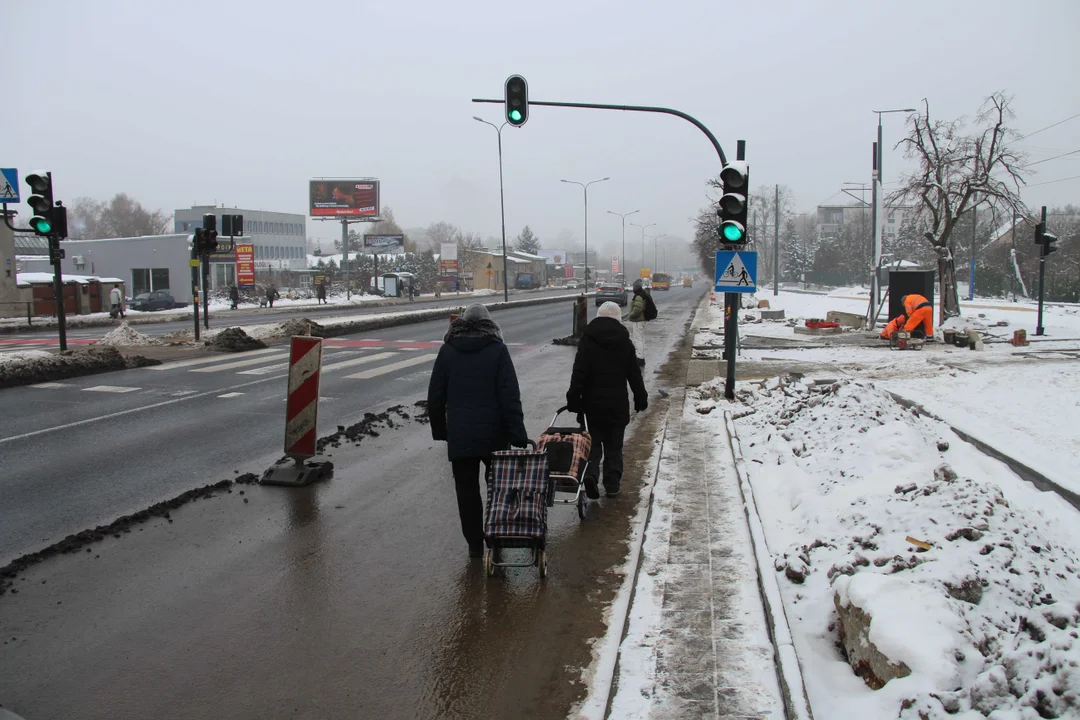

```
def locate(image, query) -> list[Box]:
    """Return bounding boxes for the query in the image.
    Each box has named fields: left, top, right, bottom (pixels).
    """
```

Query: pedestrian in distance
left=626, top=279, right=657, bottom=368
left=317, top=279, right=327, bottom=305
left=230, top=284, right=240, bottom=310
left=427, top=304, right=529, bottom=558
left=266, top=283, right=278, bottom=308
left=109, top=285, right=125, bottom=319
left=565, top=301, right=648, bottom=499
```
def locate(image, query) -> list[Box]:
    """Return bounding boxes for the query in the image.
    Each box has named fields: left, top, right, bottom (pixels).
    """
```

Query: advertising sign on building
left=440, top=242, right=459, bottom=274
left=539, top=249, right=568, bottom=266
left=235, top=243, right=255, bottom=286
left=309, top=179, right=380, bottom=217
left=363, top=234, right=405, bottom=254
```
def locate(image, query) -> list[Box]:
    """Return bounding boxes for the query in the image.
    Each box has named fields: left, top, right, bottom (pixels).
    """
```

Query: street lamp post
left=630, top=221, right=656, bottom=281
left=561, top=177, right=610, bottom=287
left=607, top=209, right=639, bottom=282
left=474, top=116, right=512, bottom=301
left=871, top=107, right=917, bottom=328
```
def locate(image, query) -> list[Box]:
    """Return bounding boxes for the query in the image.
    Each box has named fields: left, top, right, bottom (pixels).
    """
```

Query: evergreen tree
left=515, top=225, right=540, bottom=254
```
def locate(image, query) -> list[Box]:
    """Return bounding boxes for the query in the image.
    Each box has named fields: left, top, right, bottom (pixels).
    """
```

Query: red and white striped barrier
left=284, top=335, right=323, bottom=459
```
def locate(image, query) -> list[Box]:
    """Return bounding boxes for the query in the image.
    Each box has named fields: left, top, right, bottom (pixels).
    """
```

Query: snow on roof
left=510, top=251, right=547, bottom=260
left=64, top=233, right=190, bottom=244
left=17, top=272, right=123, bottom=287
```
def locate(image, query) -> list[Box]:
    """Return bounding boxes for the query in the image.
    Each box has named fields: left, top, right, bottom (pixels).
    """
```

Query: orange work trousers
left=903, top=306, right=934, bottom=338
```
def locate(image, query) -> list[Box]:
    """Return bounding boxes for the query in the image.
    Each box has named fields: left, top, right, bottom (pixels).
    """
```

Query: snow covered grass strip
left=725, top=410, right=815, bottom=720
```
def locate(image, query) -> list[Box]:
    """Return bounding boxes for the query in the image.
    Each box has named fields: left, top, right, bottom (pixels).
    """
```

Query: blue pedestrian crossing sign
left=0, top=169, right=18, bottom=203
left=714, top=250, right=757, bottom=293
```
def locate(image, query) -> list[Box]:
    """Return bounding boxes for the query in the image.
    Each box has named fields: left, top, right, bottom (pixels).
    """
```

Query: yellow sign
left=486, top=269, right=493, bottom=276
left=189, top=259, right=200, bottom=267
left=640, top=268, right=651, bottom=279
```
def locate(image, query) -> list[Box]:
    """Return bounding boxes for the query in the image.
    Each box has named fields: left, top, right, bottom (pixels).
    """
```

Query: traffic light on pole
left=25, top=171, right=55, bottom=236
left=1035, top=222, right=1058, bottom=257
left=504, top=75, right=528, bottom=127
left=717, top=161, right=749, bottom=244
left=202, top=213, right=218, bottom=253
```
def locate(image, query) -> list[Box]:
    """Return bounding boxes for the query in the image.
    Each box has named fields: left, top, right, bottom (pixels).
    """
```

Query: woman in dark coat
left=428, top=304, right=529, bottom=557
left=566, top=301, right=648, bottom=499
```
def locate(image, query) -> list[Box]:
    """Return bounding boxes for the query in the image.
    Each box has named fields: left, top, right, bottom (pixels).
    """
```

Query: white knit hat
left=597, top=302, right=622, bottom=321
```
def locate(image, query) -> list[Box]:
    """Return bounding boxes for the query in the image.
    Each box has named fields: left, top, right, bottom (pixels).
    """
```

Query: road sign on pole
left=0, top=169, right=19, bottom=202
left=714, top=250, right=757, bottom=293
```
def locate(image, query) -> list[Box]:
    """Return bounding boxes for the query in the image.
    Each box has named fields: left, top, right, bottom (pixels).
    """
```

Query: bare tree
left=426, top=221, right=459, bottom=250
left=67, top=193, right=172, bottom=239
left=889, top=93, right=1028, bottom=320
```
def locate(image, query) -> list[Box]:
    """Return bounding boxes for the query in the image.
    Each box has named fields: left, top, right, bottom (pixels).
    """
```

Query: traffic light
left=717, top=161, right=749, bottom=244
left=202, top=213, right=219, bottom=253
left=25, top=171, right=55, bottom=236
left=1035, top=222, right=1058, bottom=257
left=222, top=214, right=244, bottom=236
left=504, top=75, right=528, bottom=127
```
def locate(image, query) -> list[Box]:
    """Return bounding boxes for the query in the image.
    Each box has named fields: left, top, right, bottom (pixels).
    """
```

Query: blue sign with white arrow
left=714, top=250, right=758, bottom=293
left=0, top=168, right=18, bottom=203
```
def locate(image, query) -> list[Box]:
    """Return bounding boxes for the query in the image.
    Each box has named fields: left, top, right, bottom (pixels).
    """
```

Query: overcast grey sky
left=6, top=0, right=1079, bottom=259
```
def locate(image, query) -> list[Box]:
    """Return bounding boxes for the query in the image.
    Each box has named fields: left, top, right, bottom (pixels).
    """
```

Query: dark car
left=129, top=290, right=175, bottom=311
left=595, top=283, right=628, bottom=306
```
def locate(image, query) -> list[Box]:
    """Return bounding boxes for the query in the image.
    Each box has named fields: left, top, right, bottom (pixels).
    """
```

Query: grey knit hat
left=462, top=304, right=490, bottom=321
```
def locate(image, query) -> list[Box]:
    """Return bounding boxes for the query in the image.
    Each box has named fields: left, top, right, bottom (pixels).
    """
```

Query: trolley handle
left=552, top=406, right=589, bottom=432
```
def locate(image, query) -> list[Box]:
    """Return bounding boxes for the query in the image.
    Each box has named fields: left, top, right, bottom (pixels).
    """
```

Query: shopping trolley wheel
left=485, top=549, right=495, bottom=577
left=538, top=550, right=548, bottom=578
left=577, top=493, right=588, bottom=520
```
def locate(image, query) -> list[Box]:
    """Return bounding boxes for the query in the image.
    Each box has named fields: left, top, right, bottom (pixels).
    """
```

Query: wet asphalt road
left=0, top=288, right=581, bottom=344
left=0, top=287, right=705, bottom=720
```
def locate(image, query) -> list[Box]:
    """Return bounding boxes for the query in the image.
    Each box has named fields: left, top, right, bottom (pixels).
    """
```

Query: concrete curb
left=724, top=410, right=815, bottom=720
left=886, top=391, right=1080, bottom=511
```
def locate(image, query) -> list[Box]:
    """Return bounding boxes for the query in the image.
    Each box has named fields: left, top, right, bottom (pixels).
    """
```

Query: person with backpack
left=626, top=279, right=657, bottom=367
left=427, top=304, right=529, bottom=558
left=566, top=301, right=648, bottom=499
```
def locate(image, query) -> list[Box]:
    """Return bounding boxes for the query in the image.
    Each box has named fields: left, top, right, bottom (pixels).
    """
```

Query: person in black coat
left=428, top=304, right=529, bottom=557
left=565, top=301, right=648, bottom=499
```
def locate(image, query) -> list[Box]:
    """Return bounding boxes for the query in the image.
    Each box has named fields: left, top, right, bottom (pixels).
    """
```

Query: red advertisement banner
left=235, top=243, right=255, bottom=286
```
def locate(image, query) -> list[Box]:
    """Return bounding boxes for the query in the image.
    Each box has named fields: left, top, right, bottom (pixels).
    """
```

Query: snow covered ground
left=684, top=291, right=1080, bottom=719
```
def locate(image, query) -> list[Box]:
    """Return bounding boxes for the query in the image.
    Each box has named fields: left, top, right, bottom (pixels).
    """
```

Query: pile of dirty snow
left=0, top=349, right=53, bottom=366
left=96, top=322, right=162, bottom=347
left=204, top=327, right=268, bottom=352
left=716, top=375, right=1080, bottom=720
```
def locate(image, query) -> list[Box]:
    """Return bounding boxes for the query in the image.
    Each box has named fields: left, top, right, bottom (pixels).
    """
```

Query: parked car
left=129, top=291, right=175, bottom=311
left=595, top=283, right=628, bottom=306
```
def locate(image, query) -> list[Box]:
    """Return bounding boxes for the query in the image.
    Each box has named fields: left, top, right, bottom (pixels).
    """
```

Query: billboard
left=440, top=243, right=458, bottom=274
left=235, top=243, right=255, bottom=286
left=309, top=179, right=380, bottom=217
left=364, top=234, right=404, bottom=254
left=539, top=249, right=568, bottom=266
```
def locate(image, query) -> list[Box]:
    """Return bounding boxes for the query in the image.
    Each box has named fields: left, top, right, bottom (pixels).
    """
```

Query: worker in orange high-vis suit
left=881, top=294, right=934, bottom=340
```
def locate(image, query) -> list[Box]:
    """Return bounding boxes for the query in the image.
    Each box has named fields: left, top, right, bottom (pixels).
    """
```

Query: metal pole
left=1008, top=210, right=1016, bottom=301
left=870, top=133, right=881, bottom=327
left=621, top=215, right=625, bottom=279
left=498, top=126, right=509, bottom=301
left=583, top=185, right=589, bottom=288
left=202, top=255, right=210, bottom=330
left=190, top=243, right=200, bottom=342
left=1037, top=205, right=1047, bottom=336
left=969, top=205, right=977, bottom=301
left=724, top=139, right=746, bottom=401
left=342, top=218, right=350, bottom=300
left=50, top=237, right=67, bottom=351
left=773, top=183, right=779, bottom=296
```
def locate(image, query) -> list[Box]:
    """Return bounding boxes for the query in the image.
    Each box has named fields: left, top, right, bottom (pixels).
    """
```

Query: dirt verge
left=0, top=346, right=162, bottom=389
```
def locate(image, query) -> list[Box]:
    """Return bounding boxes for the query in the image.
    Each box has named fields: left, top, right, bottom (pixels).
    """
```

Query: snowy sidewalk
left=606, top=384, right=786, bottom=717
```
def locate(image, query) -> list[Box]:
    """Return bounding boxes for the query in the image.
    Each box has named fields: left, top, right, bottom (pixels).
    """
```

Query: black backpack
left=643, top=292, right=658, bottom=321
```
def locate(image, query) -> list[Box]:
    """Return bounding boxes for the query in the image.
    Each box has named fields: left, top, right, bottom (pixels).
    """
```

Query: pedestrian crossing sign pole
left=714, top=250, right=757, bottom=293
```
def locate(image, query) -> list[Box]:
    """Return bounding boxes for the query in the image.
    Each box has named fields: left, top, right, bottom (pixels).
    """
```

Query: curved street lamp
left=561, top=177, right=610, bottom=286
left=607, top=209, right=639, bottom=281
left=474, top=116, right=512, bottom=301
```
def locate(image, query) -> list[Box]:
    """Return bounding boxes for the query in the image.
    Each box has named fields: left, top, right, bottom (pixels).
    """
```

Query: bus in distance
left=651, top=272, right=671, bottom=290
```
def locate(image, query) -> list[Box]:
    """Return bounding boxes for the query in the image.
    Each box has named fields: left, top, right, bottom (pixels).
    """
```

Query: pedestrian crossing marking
left=144, top=347, right=279, bottom=371
left=189, top=352, right=290, bottom=373
left=218, top=392, right=244, bottom=398
left=83, top=385, right=141, bottom=393
left=30, top=382, right=71, bottom=389
left=343, top=353, right=440, bottom=380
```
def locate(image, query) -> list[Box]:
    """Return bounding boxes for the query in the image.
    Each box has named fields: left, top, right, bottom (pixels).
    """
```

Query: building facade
left=174, top=205, right=307, bottom=287
left=817, top=204, right=911, bottom=241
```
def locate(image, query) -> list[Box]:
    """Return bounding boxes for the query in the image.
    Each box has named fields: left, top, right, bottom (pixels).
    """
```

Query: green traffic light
left=509, top=109, right=522, bottom=122
left=30, top=218, right=53, bottom=234
left=722, top=223, right=743, bottom=242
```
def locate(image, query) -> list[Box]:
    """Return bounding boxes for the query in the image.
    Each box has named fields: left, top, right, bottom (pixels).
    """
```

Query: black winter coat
left=566, top=317, right=648, bottom=426
left=427, top=317, right=528, bottom=460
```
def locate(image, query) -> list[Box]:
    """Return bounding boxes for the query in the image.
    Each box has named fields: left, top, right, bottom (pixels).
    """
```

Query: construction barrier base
left=260, top=457, right=335, bottom=487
